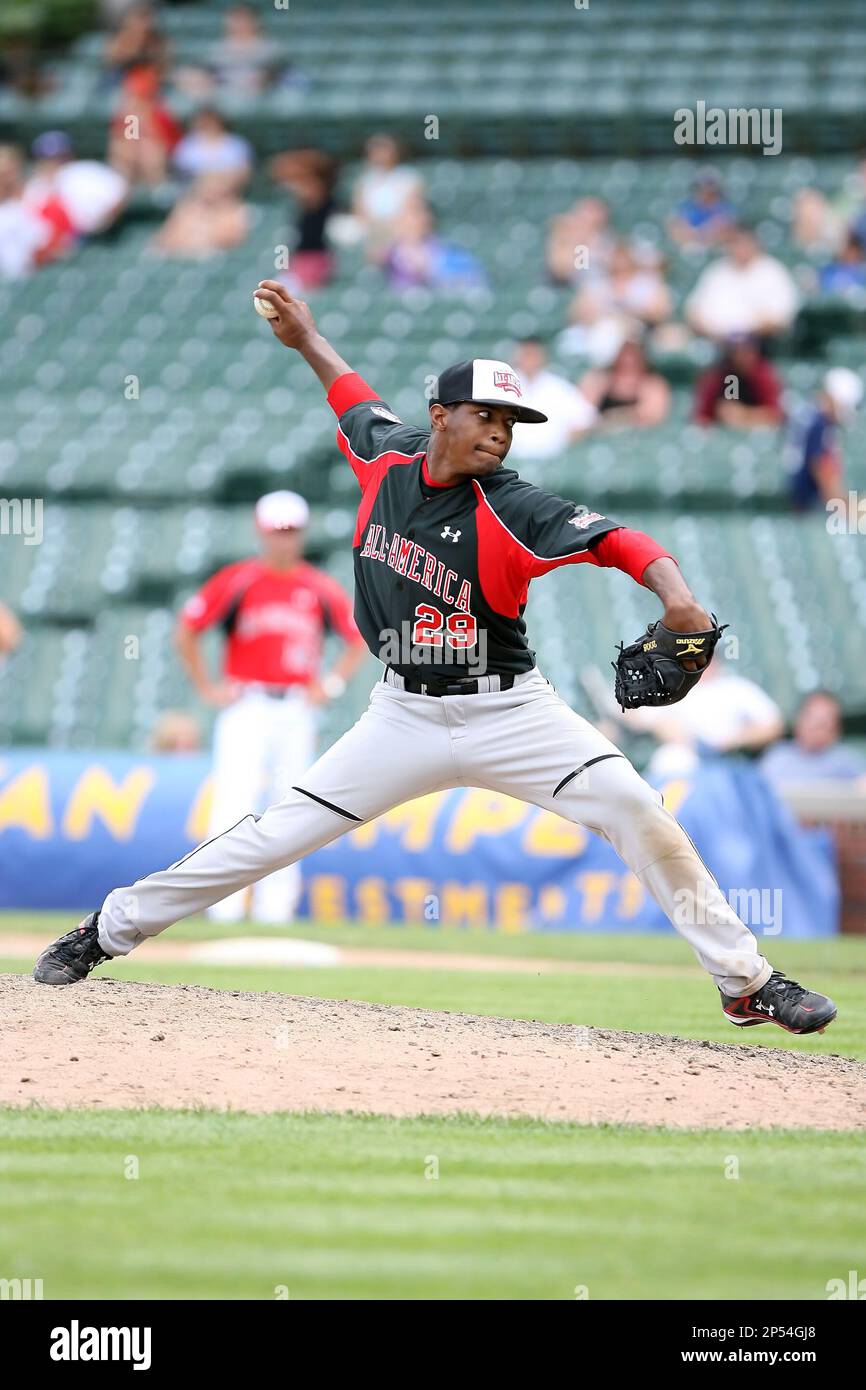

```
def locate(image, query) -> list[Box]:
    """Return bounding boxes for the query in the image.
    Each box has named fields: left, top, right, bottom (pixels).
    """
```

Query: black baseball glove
left=613, top=615, right=728, bottom=711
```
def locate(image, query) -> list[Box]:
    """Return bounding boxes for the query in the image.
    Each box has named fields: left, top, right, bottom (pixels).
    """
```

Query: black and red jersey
left=328, top=372, right=672, bottom=679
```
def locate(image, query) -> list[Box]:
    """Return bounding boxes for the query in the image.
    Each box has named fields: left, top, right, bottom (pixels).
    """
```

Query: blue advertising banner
left=0, top=749, right=838, bottom=936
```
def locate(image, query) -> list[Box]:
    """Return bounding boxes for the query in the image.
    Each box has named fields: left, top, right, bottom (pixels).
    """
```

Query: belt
left=241, top=683, right=299, bottom=700
left=384, top=666, right=516, bottom=697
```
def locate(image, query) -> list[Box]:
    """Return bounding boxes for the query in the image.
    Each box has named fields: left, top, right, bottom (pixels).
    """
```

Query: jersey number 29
left=412, top=603, right=477, bottom=649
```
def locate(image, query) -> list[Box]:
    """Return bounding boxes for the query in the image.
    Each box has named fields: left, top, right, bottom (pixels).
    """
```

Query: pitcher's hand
left=254, top=280, right=318, bottom=349
left=661, top=602, right=714, bottom=669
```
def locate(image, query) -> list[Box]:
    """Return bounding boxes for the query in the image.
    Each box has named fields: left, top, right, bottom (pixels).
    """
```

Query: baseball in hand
left=253, top=292, right=279, bottom=319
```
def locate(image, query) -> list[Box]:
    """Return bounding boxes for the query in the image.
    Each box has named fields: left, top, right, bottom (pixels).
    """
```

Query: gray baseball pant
left=97, top=668, right=772, bottom=996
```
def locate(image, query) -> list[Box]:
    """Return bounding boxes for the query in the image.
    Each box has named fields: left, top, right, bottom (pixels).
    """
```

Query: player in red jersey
left=175, top=488, right=367, bottom=922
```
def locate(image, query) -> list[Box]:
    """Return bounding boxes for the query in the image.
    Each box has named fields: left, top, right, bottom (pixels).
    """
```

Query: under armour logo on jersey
left=441, top=526, right=461, bottom=542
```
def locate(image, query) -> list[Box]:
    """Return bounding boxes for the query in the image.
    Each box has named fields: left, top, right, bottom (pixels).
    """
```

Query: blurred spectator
left=100, top=0, right=141, bottom=22
left=784, top=367, right=864, bottom=510
left=380, top=200, right=486, bottom=292
left=508, top=338, right=597, bottom=459
left=792, top=187, right=840, bottom=255
left=209, top=5, right=283, bottom=96
left=109, top=65, right=182, bottom=187
left=150, top=172, right=249, bottom=257
left=25, top=131, right=128, bottom=239
left=19, top=137, right=76, bottom=264
left=352, top=134, right=423, bottom=255
left=761, top=692, right=866, bottom=791
left=559, top=240, right=673, bottom=362
left=693, top=335, right=784, bottom=429
left=685, top=225, right=799, bottom=342
left=0, top=145, right=52, bottom=279
left=792, top=187, right=836, bottom=255
left=270, top=148, right=339, bottom=291
left=579, top=339, right=671, bottom=429
left=104, top=5, right=168, bottom=84
left=173, top=109, right=252, bottom=190
left=818, top=230, right=866, bottom=296
left=792, top=157, right=866, bottom=254
left=546, top=196, right=614, bottom=286
left=0, top=33, right=52, bottom=100
left=622, top=653, right=784, bottom=779
left=149, top=710, right=202, bottom=754
left=0, top=600, right=22, bottom=658
left=668, top=171, right=737, bottom=250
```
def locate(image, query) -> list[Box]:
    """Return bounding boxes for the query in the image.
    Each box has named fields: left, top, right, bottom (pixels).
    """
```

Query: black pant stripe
left=167, top=812, right=260, bottom=873
left=292, top=786, right=363, bottom=822
left=553, top=753, right=624, bottom=799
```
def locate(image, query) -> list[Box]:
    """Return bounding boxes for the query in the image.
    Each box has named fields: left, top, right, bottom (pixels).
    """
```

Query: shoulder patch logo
left=370, top=406, right=402, bottom=424
left=568, top=509, right=605, bottom=530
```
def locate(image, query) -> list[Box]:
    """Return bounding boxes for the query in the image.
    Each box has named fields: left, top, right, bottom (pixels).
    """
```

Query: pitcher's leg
left=98, top=682, right=453, bottom=956
left=465, top=676, right=771, bottom=996
left=571, top=757, right=771, bottom=996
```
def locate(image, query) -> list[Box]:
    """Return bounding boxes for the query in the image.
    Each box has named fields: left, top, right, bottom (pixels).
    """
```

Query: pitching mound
left=1, top=974, right=863, bottom=1129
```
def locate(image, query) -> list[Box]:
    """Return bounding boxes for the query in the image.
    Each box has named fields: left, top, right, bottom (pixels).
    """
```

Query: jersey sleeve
left=587, top=527, right=675, bottom=583
left=327, top=372, right=429, bottom=490
left=474, top=474, right=676, bottom=617
left=179, top=562, right=253, bottom=632
left=481, top=475, right=623, bottom=578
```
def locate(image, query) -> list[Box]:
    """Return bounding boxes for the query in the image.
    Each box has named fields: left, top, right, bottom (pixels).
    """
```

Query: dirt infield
left=2, top=974, right=864, bottom=1129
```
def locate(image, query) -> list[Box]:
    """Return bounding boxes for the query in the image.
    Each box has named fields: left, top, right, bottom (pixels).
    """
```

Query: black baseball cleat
left=721, top=970, right=837, bottom=1036
left=33, top=912, right=112, bottom=985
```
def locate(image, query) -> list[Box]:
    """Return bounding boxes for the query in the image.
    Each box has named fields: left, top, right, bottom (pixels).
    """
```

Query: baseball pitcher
left=34, top=281, right=837, bottom=1036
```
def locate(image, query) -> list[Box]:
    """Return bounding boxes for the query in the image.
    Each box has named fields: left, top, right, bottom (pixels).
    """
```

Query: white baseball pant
left=98, top=669, right=772, bottom=996
left=205, top=687, right=317, bottom=924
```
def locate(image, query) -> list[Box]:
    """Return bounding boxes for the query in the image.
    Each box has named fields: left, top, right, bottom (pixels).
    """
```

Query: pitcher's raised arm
left=254, top=279, right=354, bottom=392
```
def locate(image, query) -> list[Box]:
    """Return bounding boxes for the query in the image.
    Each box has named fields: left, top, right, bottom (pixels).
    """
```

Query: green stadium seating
left=3, top=0, right=866, bottom=156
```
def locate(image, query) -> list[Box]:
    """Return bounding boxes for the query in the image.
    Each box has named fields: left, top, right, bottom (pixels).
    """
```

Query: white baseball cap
left=255, top=490, right=310, bottom=531
left=429, top=358, right=548, bottom=423
left=824, top=367, right=864, bottom=421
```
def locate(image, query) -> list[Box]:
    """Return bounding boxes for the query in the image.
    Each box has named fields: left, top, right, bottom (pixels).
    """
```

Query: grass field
left=2, top=912, right=865, bottom=1299
left=1, top=1109, right=863, bottom=1300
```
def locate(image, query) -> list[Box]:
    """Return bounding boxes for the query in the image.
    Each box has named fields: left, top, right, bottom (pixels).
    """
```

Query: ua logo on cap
left=493, top=370, right=522, bottom=397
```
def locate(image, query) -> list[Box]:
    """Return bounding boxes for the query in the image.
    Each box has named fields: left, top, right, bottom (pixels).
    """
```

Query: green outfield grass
left=0, top=1108, right=863, bottom=1300
left=6, top=911, right=866, bottom=971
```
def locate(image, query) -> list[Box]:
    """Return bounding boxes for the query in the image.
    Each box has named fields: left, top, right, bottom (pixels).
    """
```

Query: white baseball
left=253, top=293, right=279, bottom=319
